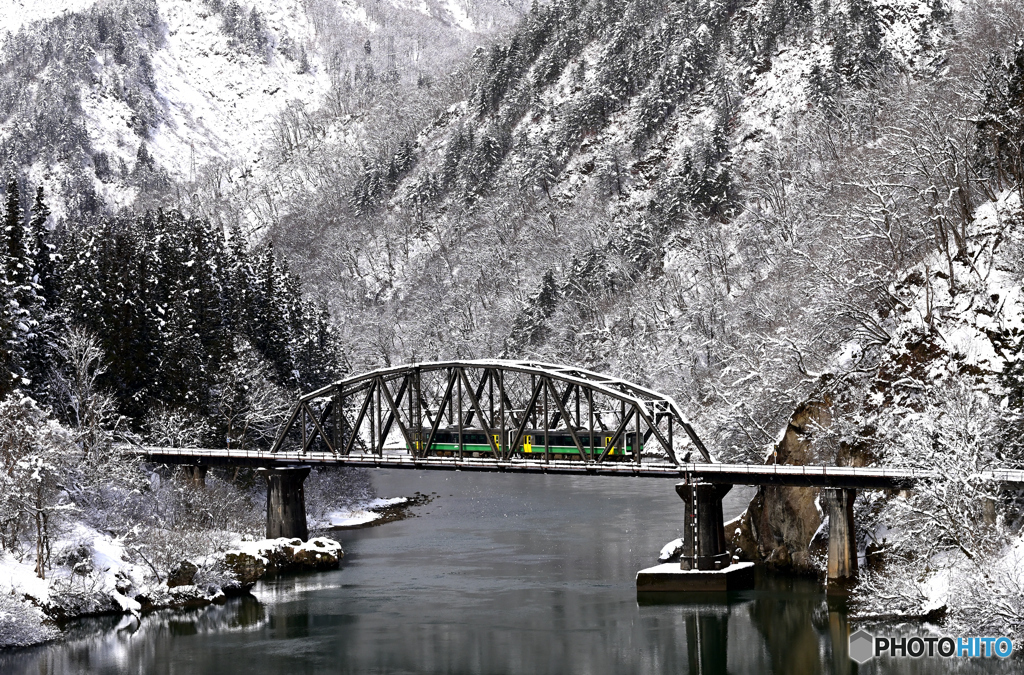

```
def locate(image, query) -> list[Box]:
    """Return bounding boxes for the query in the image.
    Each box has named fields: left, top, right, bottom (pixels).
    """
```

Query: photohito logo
left=849, top=629, right=1013, bottom=664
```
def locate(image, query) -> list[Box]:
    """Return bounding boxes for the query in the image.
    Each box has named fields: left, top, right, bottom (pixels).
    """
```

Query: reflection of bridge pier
left=686, top=606, right=729, bottom=675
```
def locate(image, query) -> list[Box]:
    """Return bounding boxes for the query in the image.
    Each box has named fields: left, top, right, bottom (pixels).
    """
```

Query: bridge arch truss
left=270, top=360, right=711, bottom=465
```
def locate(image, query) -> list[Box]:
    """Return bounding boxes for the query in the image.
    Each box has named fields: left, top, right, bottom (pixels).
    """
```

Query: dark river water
left=1, top=470, right=1019, bottom=674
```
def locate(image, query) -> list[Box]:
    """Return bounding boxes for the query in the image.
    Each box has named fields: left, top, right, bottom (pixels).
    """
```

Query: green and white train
left=412, top=429, right=640, bottom=459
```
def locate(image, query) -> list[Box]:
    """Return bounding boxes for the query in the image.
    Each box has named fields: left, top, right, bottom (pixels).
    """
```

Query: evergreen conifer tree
left=4, top=177, right=26, bottom=289
left=30, top=187, right=56, bottom=308
left=0, top=179, right=14, bottom=397
left=2, top=175, right=37, bottom=390
left=252, top=242, right=290, bottom=377
left=21, top=186, right=55, bottom=398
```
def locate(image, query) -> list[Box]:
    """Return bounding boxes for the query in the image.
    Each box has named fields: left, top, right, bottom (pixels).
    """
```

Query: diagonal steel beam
left=509, top=375, right=545, bottom=460
left=421, top=368, right=458, bottom=458
left=301, top=401, right=336, bottom=454
left=499, top=382, right=522, bottom=428
left=599, top=408, right=634, bottom=463
left=270, top=402, right=303, bottom=453
left=547, top=382, right=576, bottom=429
left=343, top=381, right=376, bottom=456
left=458, top=367, right=500, bottom=459
left=462, top=368, right=490, bottom=427
left=378, top=375, right=416, bottom=453
left=377, top=376, right=410, bottom=452
left=545, top=379, right=589, bottom=462
left=633, top=404, right=676, bottom=462
left=679, top=420, right=711, bottom=462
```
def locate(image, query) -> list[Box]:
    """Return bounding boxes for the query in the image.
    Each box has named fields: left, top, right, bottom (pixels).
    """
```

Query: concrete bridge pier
left=258, top=466, right=311, bottom=540
left=636, top=482, right=753, bottom=591
left=182, top=465, right=208, bottom=487
left=821, top=487, right=858, bottom=585
left=676, top=482, right=733, bottom=570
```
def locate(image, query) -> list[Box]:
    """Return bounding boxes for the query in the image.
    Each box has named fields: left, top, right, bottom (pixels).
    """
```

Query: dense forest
left=0, top=178, right=341, bottom=447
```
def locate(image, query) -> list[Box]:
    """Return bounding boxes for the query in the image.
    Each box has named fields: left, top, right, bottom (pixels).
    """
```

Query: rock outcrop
left=219, top=537, right=344, bottom=587
left=728, top=397, right=832, bottom=574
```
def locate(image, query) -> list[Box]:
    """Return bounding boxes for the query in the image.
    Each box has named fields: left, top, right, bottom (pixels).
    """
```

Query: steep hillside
left=275, top=0, right=1013, bottom=460
left=0, top=0, right=525, bottom=221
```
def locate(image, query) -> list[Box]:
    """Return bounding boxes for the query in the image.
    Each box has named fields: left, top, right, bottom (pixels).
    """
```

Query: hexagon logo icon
left=849, top=629, right=874, bottom=664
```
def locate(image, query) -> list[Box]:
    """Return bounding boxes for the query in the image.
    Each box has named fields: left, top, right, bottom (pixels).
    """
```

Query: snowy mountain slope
left=269, top=0, right=969, bottom=458
left=140, top=0, right=330, bottom=178
left=0, top=0, right=102, bottom=35
left=0, top=0, right=526, bottom=220
left=70, top=0, right=332, bottom=210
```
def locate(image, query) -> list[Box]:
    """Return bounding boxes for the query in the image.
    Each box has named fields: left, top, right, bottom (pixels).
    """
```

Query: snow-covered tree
left=0, top=395, right=79, bottom=578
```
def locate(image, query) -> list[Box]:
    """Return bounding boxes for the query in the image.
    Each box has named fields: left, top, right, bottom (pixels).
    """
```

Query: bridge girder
left=270, top=360, right=712, bottom=464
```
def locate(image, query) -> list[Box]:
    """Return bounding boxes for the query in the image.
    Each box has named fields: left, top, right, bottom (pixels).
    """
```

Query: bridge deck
left=134, top=447, right=1024, bottom=488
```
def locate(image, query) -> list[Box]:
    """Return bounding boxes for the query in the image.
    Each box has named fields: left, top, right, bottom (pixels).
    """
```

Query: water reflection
left=1, top=472, right=1020, bottom=674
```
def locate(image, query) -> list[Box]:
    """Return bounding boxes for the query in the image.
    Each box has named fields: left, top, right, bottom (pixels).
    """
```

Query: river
left=1, top=470, right=1018, bottom=674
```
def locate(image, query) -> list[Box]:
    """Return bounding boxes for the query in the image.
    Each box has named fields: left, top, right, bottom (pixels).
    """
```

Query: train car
left=412, top=428, right=639, bottom=459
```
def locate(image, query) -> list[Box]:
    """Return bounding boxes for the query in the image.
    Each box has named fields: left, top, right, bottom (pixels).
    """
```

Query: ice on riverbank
left=322, top=497, right=409, bottom=528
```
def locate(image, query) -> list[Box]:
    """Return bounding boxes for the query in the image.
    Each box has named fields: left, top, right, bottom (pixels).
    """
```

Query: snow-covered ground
left=0, top=523, right=142, bottom=614
left=322, top=497, right=409, bottom=527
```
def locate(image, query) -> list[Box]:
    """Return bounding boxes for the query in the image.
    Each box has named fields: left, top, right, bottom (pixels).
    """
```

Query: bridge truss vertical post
left=587, top=389, right=594, bottom=461
left=575, top=386, right=580, bottom=432
left=411, top=369, right=423, bottom=457
left=543, top=379, right=550, bottom=463
left=668, top=414, right=674, bottom=460
left=498, top=369, right=505, bottom=459
left=530, top=374, right=537, bottom=428
left=634, top=403, right=642, bottom=464
left=487, top=371, right=494, bottom=431
left=457, top=368, right=464, bottom=460
left=332, top=388, right=342, bottom=453
left=447, top=368, right=454, bottom=428
left=370, top=381, right=378, bottom=458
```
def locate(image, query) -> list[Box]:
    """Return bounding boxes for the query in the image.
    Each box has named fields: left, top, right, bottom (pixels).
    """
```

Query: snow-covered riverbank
left=0, top=486, right=425, bottom=651
left=0, top=527, right=343, bottom=650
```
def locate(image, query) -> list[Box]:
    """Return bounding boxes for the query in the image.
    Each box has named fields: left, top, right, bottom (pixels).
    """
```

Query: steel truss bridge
left=137, top=359, right=1024, bottom=582
left=139, top=359, right=1024, bottom=484
left=268, top=359, right=711, bottom=467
